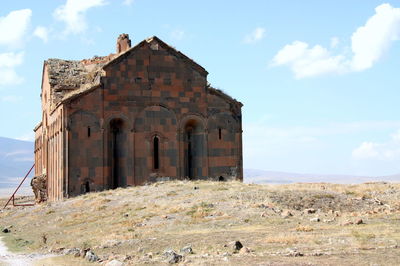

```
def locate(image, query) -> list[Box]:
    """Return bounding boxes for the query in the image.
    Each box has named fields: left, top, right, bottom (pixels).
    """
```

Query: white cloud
left=0, top=52, right=24, bottom=68
left=352, top=129, right=400, bottom=160
left=272, top=41, right=347, bottom=78
left=33, top=26, right=49, bottom=43
left=0, top=9, right=32, bottom=47
left=351, top=3, right=400, bottom=71
left=0, top=52, right=24, bottom=86
left=244, top=27, right=266, bottom=44
left=123, top=0, right=134, bottom=6
left=330, top=37, right=339, bottom=48
left=272, top=3, right=400, bottom=78
left=0, top=69, right=23, bottom=86
left=53, top=0, right=107, bottom=35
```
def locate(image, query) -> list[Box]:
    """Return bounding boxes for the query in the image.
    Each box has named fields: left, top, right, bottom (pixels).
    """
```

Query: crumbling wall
left=31, top=174, right=47, bottom=203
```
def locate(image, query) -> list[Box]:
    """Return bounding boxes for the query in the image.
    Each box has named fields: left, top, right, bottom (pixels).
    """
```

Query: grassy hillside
left=1, top=181, right=400, bottom=265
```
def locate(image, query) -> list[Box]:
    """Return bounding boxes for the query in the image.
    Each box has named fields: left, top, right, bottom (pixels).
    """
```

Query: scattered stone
left=260, top=212, right=268, bottom=217
left=285, top=248, right=304, bottom=257
left=239, top=247, right=251, bottom=254
left=106, top=259, right=125, bottom=266
left=180, top=245, right=193, bottom=254
left=281, top=210, right=293, bottom=218
left=85, top=250, right=99, bottom=262
left=230, top=241, right=243, bottom=252
left=310, top=217, right=320, bottom=222
left=63, top=248, right=81, bottom=256
left=123, top=213, right=129, bottom=217
left=311, top=251, right=324, bottom=256
left=374, top=198, right=383, bottom=205
left=163, top=249, right=182, bottom=264
left=304, top=208, right=316, bottom=214
left=193, top=186, right=199, bottom=190
left=80, top=248, right=88, bottom=258
left=341, top=220, right=353, bottom=226
left=355, top=219, right=364, bottom=225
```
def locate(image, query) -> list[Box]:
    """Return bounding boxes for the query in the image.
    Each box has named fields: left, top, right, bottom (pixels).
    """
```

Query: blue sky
left=1, top=0, right=400, bottom=176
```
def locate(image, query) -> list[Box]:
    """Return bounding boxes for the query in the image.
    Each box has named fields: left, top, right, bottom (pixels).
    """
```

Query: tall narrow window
left=218, top=128, right=222, bottom=140
left=153, top=136, right=159, bottom=170
left=87, top=126, right=91, bottom=137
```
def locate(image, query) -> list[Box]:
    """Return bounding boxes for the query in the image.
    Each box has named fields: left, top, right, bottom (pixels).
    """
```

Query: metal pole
left=3, top=164, right=35, bottom=209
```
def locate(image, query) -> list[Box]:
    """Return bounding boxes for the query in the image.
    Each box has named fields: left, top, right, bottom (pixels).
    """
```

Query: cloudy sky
left=1, top=0, right=400, bottom=177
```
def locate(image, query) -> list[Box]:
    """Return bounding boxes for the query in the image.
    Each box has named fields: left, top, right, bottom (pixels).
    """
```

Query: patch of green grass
left=2, top=235, right=34, bottom=252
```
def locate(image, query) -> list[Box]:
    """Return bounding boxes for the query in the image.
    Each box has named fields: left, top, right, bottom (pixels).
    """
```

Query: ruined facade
left=33, top=34, right=243, bottom=201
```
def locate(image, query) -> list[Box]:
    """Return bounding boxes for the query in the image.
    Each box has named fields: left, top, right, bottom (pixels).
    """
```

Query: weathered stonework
left=33, top=34, right=243, bottom=201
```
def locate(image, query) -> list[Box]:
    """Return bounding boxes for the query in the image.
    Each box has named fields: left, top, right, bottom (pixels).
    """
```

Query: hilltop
left=1, top=181, right=400, bottom=265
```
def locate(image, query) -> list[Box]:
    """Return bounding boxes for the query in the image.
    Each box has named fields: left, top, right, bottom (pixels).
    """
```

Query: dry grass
left=1, top=180, right=399, bottom=265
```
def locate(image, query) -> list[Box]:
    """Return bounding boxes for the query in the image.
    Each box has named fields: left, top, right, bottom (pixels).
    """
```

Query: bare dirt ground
left=1, top=181, right=399, bottom=265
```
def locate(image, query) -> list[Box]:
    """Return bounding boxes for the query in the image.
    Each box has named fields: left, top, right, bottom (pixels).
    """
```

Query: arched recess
left=134, top=105, right=178, bottom=184
left=180, top=114, right=208, bottom=180
left=109, top=118, right=128, bottom=189
left=207, top=112, right=239, bottom=180
left=68, top=110, right=101, bottom=196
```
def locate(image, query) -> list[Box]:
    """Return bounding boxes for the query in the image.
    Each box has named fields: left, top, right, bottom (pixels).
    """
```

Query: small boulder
left=106, top=259, right=125, bottom=266
left=355, top=219, right=364, bottom=225
left=180, top=245, right=193, bottom=254
left=239, top=247, right=251, bottom=254
left=310, top=217, right=320, bottom=222
left=63, top=248, right=81, bottom=256
left=281, top=210, right=293, bottom=218
left=2, top=227, right=10, bottom=233
left=230, top=241, right=243, bottom=252
left=163, top=249, right=182, bottom=264
left=85, top=250, right=99, bottom=262
left=304, top=208, right=316, bottom=214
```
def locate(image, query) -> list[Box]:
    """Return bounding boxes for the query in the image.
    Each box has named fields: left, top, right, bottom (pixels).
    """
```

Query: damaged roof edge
left=208, top=86, right=243, bottom=107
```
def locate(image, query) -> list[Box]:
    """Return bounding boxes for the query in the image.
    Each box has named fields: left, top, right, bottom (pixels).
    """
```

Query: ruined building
left=33, top=34, right=243, bottom=201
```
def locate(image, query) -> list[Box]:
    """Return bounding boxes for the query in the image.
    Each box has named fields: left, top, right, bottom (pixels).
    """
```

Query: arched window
left=153, top=136, right=159, bottom=170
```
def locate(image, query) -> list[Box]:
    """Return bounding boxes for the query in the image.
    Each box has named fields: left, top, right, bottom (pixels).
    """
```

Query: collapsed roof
left=44, top=35, right=242, bottom=110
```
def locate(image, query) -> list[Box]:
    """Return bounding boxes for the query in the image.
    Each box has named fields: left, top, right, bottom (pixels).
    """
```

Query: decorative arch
left=108, top=117, right=128, bottom=189
left=179, top=113, right=208, bottom=179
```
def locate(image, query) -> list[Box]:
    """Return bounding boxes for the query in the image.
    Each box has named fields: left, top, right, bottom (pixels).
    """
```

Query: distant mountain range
left=0, top=136, right=399, bottom=197
left=0, top=136, right=34, bottom=197
left=244, top=169, right=400, bottom=184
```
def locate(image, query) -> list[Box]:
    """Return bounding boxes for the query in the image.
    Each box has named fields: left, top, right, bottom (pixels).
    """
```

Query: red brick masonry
left=34, top=34, right=243, bottom=201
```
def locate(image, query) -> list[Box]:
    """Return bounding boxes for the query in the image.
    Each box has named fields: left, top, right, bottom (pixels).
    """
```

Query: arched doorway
left=110, top=119, right=126, bottom=189
left=183, top=119, right=205, bottom=179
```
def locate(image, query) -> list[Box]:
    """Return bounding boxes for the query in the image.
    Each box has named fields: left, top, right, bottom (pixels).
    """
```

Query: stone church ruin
left=33, top=34, right=243, bottom=202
